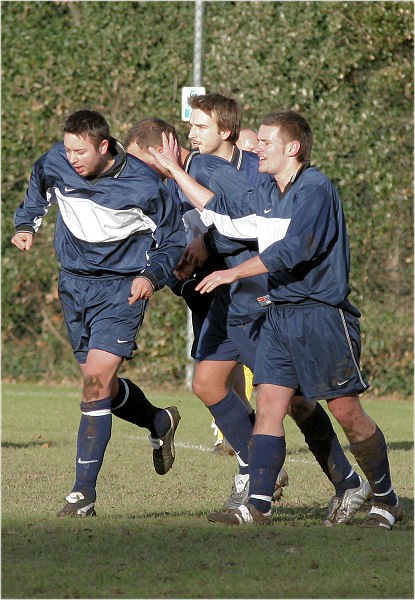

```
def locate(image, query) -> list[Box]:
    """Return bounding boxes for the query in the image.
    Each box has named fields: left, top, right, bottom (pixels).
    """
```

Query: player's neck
left=212, top=142, right=234, bottom=162
left=97, top=153, right=116, bottom=176
left=274, top=161, right=302, bottom=192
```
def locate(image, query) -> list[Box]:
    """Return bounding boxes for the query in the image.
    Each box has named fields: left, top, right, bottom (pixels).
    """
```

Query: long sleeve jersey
left=14, top=139, right=186, bottom=289
left=200, top=164, right=360, bottom=316
left=177, top=148, right=273, bottom=324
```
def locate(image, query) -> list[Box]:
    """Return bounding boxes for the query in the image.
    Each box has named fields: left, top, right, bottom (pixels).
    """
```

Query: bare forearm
left=195, top=255, right=269, bottom=294
left=168, top=164, right=214, bottom=211
left=233, top=255, right=269, bottom=279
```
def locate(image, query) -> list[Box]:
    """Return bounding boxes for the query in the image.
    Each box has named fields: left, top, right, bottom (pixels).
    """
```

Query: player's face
left=256, top=125, right=290, bottom=175
left=188, top=108, right=231, bottom=156
left=64, top=133, right=108, bottom=178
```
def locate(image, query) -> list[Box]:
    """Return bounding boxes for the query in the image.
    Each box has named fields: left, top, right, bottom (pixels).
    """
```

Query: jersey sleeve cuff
left=15, top=225, right=35, bottom=234
left=139, top=270, right=159, bottom=291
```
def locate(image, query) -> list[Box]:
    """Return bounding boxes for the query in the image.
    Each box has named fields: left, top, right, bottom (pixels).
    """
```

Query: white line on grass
left=127, top=434, right=316, bottom=464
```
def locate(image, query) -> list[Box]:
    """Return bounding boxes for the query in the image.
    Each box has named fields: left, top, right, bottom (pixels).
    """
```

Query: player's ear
left=221, top=129, right=232, bottom=142
left=286, top=140, right=301, bottom=158
left=98, top=139, right=109, bottom=155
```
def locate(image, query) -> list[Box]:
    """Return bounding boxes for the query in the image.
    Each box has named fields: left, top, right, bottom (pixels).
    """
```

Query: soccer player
left=12, top=110, right=186, bottom=517
left=152, top=110, right=402, bottom=530
left=150, top=99, right=373, bottom=525
left=182, top=94, right=269, bottom=454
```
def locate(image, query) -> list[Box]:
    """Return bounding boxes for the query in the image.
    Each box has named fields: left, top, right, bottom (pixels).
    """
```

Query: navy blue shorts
left=195, top=308, right=264, bottom=370
left=253, top=302, right=370, bottom=401
left=58, top=270, right=147, bottom=364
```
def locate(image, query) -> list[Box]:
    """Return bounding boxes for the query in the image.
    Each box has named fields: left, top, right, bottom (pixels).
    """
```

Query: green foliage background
left=2, top=1, right=413, bottom=395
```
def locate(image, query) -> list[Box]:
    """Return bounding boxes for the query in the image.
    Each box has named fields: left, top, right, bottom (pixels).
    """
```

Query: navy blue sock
left=111, top=378, right=170, bottom=438
left=72, top=397, right=112, bottom=502
left=350, top=426, right=397, bottom=507
left=248, top=434, right=286, bottom=514
left=297, top=403, right=360, bottom=496
left=208, top=390, right=253, bottom=475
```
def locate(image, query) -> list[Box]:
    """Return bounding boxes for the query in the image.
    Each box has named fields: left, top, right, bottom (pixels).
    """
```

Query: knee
left=327, top=396, right=363, bottom=428
left=191, top=375, right=205, bottom=401
left=255, top=395, right=275, bottom=423
left=254, top=393, right=286, bottom=436
left=328, top=396, right=377, bottom=441
left=192, top=373, right=227, bottom=406
left=327, top=403, right=350, bottom=426
left=82, top=372, right=113, bottom=402
left=191, top=376, right=213, bottom=404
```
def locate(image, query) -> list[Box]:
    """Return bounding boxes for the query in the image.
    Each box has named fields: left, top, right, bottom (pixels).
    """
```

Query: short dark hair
left=63, top=110, right=110, bottom=148
left=261, top=110, right=313, bottom=162
left=189, top=93, right=242, bottom=144
left=124, top=118, right=178, bottom=150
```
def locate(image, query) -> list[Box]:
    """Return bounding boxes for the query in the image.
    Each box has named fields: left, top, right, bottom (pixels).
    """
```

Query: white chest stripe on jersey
left=201, top=208, right=257, bottom=240
left=256, top=216, right=291, bottom=252
left=55, top=188, right=157, bottom=243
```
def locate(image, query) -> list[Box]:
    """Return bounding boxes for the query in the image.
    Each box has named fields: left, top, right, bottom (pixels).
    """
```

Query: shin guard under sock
left=73, top=397, right=112, bottom=502
left=248, top=434, right=286, bottom=514
left=208, top=390, right=253, bottom=475
left=297, top=403, right=359, bottom=496
left=350, top=426, right=397, bottom=506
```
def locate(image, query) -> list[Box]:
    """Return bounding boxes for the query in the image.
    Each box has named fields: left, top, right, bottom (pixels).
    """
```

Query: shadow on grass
left=387, top=441, right=414, bottom=451
left=3, top=498, right=413, bottom=599
left=1, top=440, right=54, bottom=449
left=109, top=496, right=414, bottom=530
left=286, top=440, right=413, bottom=457
left=275, top=497, right=413, bottom=527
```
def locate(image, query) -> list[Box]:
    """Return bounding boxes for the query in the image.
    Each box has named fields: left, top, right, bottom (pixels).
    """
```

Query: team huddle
left=12, top=94, right=403, bottom=530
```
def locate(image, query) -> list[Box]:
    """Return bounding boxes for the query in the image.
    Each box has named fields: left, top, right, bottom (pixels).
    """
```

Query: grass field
left=2, top=383, right=413, bottom=599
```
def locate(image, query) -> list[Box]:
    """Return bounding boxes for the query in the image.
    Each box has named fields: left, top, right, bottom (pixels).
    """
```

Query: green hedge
left=2, top=1, right=413, bottom=395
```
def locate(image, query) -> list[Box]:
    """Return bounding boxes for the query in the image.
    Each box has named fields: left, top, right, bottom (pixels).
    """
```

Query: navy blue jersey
left=201, top=165, right=360, bottom=316
left=179, top=148, right=273, bottom=324
left=165, top=177, right=182, bottom=211
left=177, top=148, right=270, bottom=242
left=14, top=140, right=186, bottom=288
